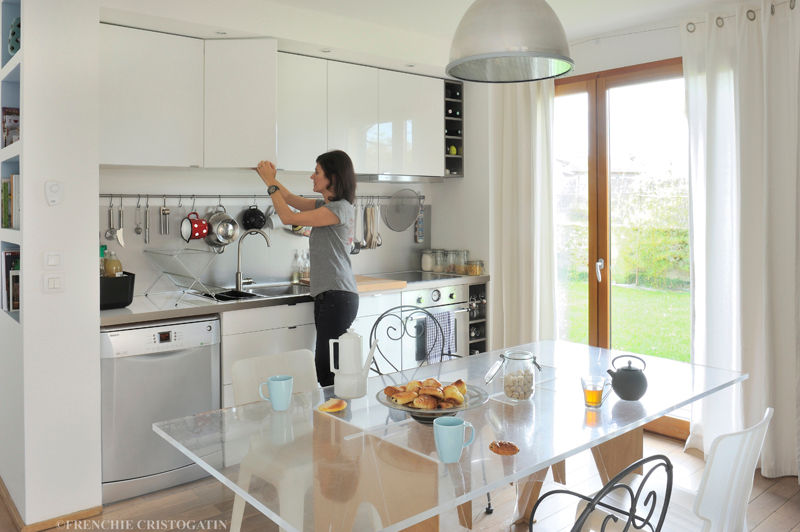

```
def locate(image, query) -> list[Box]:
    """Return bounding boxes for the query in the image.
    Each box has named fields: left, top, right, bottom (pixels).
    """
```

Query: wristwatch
left=267, top=185, right=279, bottom=196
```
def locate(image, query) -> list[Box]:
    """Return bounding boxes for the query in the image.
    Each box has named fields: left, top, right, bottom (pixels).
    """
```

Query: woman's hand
left=256, top=160, right=277, bottom=186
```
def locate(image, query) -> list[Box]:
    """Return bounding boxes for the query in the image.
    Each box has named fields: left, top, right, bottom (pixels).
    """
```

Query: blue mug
left=259, top=375, right=293, bottom=411
left=433, top=417, right=475, bottom=463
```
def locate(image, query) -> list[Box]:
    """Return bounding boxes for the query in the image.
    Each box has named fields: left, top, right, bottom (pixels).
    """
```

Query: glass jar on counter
left=466, top=259, right=484, bottom=276
left=421, top=250, right=434, bottom=272
left=454, top=250, right=469, bottom=274
left=431, top=250, right=445, bottom=273
left=444, top=250, right=459, bottom=273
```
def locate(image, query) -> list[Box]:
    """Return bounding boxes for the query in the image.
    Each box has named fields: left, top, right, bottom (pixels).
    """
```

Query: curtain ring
left=716, top=16, right=725, bottom=27
left=746, top=9, right=756, bottom=21
left=686, top=22, right=696, bottom=32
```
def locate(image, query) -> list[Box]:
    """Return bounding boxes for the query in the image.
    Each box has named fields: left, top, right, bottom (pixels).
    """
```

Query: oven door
left=400, top=304, right=469, bottom=370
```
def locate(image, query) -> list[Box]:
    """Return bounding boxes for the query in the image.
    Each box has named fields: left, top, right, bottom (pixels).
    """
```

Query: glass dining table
left=153, top=340, right=746, bottom=532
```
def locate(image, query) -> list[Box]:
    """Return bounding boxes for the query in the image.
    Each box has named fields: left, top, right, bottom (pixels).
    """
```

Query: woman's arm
left=256, top=161, right=339, bottom=227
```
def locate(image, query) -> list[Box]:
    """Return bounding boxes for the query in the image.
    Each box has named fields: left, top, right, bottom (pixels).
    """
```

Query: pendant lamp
left=446, top=0, right=573, bottom=83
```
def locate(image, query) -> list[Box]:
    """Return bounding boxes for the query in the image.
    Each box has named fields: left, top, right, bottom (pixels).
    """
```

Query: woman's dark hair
left=316, top=150, right=356, bottom=204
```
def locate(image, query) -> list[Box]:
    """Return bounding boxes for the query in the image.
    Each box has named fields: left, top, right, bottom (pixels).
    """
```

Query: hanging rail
left=98, top=193, right=424, bottom=201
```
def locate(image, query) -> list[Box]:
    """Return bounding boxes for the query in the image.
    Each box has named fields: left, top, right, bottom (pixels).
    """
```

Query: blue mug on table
left=434, top=417, right=475, bottom=463
left=259, top=375, right=293, bottom=411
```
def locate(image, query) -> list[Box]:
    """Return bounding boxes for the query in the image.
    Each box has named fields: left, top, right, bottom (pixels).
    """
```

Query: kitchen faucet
left=236, top=229, right=271, bottom=291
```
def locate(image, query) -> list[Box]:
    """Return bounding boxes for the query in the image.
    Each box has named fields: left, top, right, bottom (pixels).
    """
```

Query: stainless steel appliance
left=100, top=316, right=221, bottom=503
left=400, top=284, right=470, bottom=369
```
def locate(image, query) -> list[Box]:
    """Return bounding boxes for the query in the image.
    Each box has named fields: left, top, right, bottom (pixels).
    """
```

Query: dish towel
left=424, top=311, right=455, bottom=363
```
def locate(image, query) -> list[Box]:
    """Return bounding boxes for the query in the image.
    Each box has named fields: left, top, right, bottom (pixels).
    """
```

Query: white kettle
left=329, top=329, right=376, bottom=399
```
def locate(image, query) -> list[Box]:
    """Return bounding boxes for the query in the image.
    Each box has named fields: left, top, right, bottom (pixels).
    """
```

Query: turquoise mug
left=433, top=417, right=475, bottom=463
left=259, top=375, right=293, bottom=411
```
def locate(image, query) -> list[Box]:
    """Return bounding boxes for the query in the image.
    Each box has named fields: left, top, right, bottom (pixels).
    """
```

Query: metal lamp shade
left=446, top=0, right=573, bottom=83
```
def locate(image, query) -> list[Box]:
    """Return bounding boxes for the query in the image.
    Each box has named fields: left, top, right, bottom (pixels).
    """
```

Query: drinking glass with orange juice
left=581, top=376, right=611, bottom=408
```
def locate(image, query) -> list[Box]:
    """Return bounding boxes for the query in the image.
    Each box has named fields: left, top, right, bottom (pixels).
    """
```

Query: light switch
left=44, top=252, right=62, bottom=268
left=43, top=272, right=64, bottom=293
left=44, top=180, right=64, bottom=206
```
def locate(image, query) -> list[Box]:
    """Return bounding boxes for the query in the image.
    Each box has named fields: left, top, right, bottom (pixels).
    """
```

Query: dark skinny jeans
left=314, top=290, right=359, bottom=387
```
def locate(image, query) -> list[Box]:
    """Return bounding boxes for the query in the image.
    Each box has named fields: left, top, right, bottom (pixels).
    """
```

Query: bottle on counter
left=290, top=250, right=303, bottom=284
left=100, top=245, right=107, bottom=277
left=104, top=250, right=123, bottom=278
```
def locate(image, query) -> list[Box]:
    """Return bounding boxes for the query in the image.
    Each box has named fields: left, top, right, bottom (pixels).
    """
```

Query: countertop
left=100, top=272, right=490, bottom=327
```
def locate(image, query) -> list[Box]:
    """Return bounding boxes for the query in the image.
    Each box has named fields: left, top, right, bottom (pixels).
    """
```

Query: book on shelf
left=1, top=178, right=8, bottom=228
left=1, top=174, right=19, bottom=229
left=8, top=270, right=19, bottom=311
left=1, top=249, right=20, bottom=312
left=2, top=107, right=19, bottom=148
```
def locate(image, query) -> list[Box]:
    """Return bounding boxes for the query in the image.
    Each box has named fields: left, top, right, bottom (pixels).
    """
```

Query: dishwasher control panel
left=100, top=317, right=220, bottom=358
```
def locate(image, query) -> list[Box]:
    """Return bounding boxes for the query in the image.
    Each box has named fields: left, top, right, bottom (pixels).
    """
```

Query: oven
left=400, top=285, right=470, bottom=369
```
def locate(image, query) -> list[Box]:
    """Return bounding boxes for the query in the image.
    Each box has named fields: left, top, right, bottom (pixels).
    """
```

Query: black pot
left=242, top=204, right=267, bottom=230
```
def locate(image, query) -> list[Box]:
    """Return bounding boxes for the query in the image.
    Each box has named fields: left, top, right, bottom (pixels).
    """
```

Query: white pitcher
left=329, top=329, right=376, bottom=399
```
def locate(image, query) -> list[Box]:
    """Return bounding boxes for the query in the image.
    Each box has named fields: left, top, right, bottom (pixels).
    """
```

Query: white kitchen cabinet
left=99, top=24, right=203, bottom=167
left=277, top=53, right=327, bottom=172
left=205, top=39, right=277, bottom=168
left=220, top=302, right=315, bottom=408
left=327, top=61, right=379, bottom=174
left=378, top=70, right=444, bottom=176
left=350, top=292, right=402, bottom=376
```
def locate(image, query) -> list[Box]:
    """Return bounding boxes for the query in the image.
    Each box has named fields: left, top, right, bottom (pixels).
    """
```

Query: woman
left=256, top=150, right=359, bottom=387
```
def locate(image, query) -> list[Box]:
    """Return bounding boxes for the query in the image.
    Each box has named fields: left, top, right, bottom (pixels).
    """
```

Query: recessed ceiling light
left=215, top=31, right=227, bottom=35
left=406, top=64, right=415, bottom=68
left=321, top=48, right=333, bottom=53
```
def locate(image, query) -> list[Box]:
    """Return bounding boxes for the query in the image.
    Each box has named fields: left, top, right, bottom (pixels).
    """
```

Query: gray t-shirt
left=309, top=199, right=358, bottom=297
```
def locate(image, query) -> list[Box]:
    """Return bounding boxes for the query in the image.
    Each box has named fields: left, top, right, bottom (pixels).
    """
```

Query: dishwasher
left=100, top=315, right=220, bottom=503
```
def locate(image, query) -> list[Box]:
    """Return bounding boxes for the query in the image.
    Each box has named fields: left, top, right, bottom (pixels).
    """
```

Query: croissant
left=443, top=385, right=465, bottom=405
left=405, top=380, right=423, bottom=394
left=412, top=394, right=438, bottom=410
left=451, top=379, right=467, bottom=395
left=390, top=391, right=418, bottom=405
left=422, top=378, right=442, bottom=389
left=383, top=386, right=405, bottom=397
left=418, top=386, right=444, bottom=400
left=437, top=400, right=457, bottom=409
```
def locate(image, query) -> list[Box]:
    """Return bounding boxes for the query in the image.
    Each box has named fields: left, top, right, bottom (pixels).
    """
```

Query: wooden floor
left=2, top=433, right=798, bottom=531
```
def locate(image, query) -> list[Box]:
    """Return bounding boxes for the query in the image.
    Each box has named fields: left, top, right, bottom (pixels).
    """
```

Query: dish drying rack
left=143, top=248, right=219, bottom=306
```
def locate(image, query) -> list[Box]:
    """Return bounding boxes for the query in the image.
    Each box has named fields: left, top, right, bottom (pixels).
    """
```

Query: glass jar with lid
left=466, top=259, right=484, bottom=276
left=420, top=250, right=434, bottom=272
left=502, top=350, right=541, bottom=400
left=431, top=250, right=445, bottom=273
left=444, top=250, right=459, bottom=273
left=454, top=250, right=469, bottom=274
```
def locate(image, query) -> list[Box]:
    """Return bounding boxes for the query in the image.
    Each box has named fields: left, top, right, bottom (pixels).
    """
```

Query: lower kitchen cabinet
left=220, top=302, right=315, bottom=407
left=349, top=293, right=402, bottom=375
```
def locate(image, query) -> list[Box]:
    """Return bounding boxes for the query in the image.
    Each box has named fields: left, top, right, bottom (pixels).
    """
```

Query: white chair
left=229, top=349, right=317, bottom=532
left=552, top=407, right=774, bottom=532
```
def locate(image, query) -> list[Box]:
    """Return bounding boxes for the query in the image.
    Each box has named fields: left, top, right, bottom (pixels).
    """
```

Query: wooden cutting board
left=298, top=275, right=407, bottom=293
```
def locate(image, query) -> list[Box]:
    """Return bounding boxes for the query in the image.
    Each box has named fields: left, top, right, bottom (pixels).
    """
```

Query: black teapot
left=242, top=204, right=267, bottom=230
left=607, top=354, right=647, bottom=401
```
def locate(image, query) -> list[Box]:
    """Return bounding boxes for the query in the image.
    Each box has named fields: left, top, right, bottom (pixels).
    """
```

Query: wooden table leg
left=512, top=467, right=549, bottom=528
left=591, top=427, right=644, bottom=484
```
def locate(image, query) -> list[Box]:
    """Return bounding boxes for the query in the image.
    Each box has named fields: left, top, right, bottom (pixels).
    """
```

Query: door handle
left=596, top=258, right=605, bottom=283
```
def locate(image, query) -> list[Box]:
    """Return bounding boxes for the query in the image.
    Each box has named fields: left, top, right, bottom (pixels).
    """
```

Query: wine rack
left=444, top=80, right=463, bottom=177
left=468, top=283, right=487, bottom=354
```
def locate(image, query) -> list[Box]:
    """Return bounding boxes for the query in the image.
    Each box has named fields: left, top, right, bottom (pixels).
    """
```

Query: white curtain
left=682, top=2, right=800, bottom=478
left=487, top=81, right=557, bottom=348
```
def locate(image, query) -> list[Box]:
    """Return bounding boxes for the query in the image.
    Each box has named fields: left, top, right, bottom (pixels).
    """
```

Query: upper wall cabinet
left=205, top=39, right=277, bottom=168
left=99, top=25, right=203, bottom=167
left=378, top=70, right=444, bottom=177
left=277, top=54, right=326, bottom=172
left=327, top=62, right=379, bottom=174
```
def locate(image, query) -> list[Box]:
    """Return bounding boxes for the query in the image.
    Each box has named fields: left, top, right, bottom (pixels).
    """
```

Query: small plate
left=376, top=384, right=490, bottom=424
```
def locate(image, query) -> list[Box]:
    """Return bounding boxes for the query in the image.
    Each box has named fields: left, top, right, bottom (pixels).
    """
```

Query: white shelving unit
left=0, top=0, right=20, bottom=322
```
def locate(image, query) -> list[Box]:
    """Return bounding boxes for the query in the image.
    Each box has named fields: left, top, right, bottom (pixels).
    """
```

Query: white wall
left=18, top=0, right=101, bottom=523
left=568, top=25, right=682, bottom=76
left=99, top=167, right=436, bottom=293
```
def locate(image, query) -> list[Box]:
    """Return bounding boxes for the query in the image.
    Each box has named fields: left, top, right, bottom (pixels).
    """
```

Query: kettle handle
left=611, top=354, right=646, bottom=371
left=329, top=339, right=340, bottom=373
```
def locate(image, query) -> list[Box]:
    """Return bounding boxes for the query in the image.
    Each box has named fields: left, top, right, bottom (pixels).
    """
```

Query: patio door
left=554, top=59, right=690, bottom=361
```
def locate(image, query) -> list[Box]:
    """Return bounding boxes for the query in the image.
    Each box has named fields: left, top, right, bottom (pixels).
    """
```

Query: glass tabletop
left=153, top=341, right=746, bottom=532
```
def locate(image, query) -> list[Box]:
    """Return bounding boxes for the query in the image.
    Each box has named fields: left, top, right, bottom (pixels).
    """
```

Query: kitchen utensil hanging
left=382, top=189, right=422, bottom=232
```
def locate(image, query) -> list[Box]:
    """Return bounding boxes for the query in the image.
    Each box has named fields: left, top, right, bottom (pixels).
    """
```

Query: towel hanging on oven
left=422, top=311, right=455, bottom=363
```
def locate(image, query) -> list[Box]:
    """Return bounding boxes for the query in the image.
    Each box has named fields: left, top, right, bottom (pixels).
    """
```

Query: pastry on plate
left=412, top=394, right=438, bottom=410
left=418, top=386, right=444, bottom=400
left=383, top=385, right=405, bottom=397
left=443, top=384, right=465, bottom=404
left=422, top=377, right=443, bottom=389
left=451, top=379, right=467, bottom=395
left=390, top=391, right=418, bottom=405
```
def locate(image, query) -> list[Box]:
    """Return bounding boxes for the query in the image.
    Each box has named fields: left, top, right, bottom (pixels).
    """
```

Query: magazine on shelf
left=1, top=249, right=20, bottom=312
left=1, top=178, right=8, bottom=228
left=10, top=174, right=18, bottom=229
left=1, top=107, right=19, bottom=148
left=9, top=270, right=19, bottom=311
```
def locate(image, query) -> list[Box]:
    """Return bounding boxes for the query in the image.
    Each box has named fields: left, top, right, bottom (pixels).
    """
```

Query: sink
left=245, top=284, right=310, bottom=298
left=197, top=289, right=263, bottom=301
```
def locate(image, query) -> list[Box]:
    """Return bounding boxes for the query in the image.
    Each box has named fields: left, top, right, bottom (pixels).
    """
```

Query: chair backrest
left=693, top=407, right=773, bottom=531
left=368, top=305, right=450, bottom=375
left=231, top=349, right=317, bottom=406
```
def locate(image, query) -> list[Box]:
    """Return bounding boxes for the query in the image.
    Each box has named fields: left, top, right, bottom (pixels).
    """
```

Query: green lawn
left=562, top=281, right=691, bottom=362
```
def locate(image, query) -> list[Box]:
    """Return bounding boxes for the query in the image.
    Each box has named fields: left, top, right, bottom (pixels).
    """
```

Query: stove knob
left=449, top=292, right=455, bottom=300
left=431, top=289, right=441, bottom=302
left=416, top=296, right=424, bottom=304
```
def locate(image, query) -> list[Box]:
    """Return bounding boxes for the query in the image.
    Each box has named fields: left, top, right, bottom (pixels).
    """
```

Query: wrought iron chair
left=529, top=454, right=674, bottom=532
left=367, top=304, right=459, bottom=376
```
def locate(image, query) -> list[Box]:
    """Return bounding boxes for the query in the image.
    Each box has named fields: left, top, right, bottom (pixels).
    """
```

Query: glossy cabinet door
left=378, top=70, right=444, bottom=176
left=204, top=39, right=277, bottom=168
left=277, top=53, right=327, bottom=172
left=99, top=24, right=203, bottom=166
left=327, top=62, right=379, bottom=174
